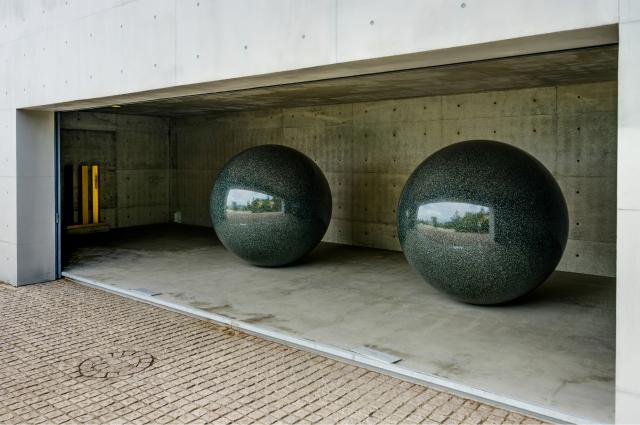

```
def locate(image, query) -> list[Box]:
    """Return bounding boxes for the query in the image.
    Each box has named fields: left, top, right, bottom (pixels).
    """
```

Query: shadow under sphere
left=210, top=145, right=332, bottom=267
left=397, top=140, right=569, bottom=305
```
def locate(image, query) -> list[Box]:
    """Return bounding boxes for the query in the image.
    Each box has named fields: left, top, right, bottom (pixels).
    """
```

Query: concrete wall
left=616, top=1, right=640, bottom=422
left=0, top=0, right=618, bottom=287
left=60, top=112, right=171, bottom=228
left=0, top=1, right=618, bottom=112
left=12, top=110, right=55, bottom=284
left=173, top=81, right=617, bottom=277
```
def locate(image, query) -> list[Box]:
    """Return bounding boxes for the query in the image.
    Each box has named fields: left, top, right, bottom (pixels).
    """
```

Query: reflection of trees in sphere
left=397, top=140, right=568, bottom=305
left=210, top=145, right=332, bottom=267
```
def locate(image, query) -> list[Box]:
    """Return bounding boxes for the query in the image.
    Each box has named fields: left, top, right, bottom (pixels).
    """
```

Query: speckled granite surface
left=398, top=140, right=568, bottom=305
left=210, top=144, right=331, bottom=266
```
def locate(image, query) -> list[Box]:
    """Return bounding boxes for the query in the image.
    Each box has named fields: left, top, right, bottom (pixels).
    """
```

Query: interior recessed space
left=60, top=45, right=618, bottom=423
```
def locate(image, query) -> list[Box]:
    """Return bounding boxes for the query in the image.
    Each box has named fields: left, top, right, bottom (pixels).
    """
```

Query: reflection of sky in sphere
left=226, top=189, right=272, bottom=207
left=417, top=201, right=489, bottom=223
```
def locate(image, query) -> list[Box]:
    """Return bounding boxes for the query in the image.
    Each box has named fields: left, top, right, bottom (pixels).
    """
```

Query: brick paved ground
left=0, top=280, right=547, bottom=425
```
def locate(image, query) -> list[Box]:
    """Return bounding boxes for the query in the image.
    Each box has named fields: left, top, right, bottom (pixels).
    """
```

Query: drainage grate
left=78, top=351, right=154, bottom=378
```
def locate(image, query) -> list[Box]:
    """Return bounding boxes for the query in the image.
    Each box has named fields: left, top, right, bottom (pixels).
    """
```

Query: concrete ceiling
left=89, top=45, right=617, bottom=117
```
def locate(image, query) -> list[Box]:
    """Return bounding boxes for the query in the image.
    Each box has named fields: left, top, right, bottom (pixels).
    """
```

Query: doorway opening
left=59, top=45, right=618, bottom=423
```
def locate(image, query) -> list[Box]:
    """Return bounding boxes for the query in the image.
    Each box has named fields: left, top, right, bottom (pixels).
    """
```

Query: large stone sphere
left=210, top=145, right=332, bottom=266
left=398, top=140, right=568, bottom=305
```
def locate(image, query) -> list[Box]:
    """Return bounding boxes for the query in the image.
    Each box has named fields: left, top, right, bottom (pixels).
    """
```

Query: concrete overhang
left=29, top=25, right=618, bottom=115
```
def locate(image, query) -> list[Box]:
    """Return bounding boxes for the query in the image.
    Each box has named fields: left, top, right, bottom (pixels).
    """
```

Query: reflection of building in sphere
left=210, top=145, right=332, bottom=267
left=398, top=140, right=568, bottom=305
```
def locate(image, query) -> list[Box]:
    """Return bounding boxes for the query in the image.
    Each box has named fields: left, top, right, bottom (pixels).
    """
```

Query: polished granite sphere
left=210, top=145, right=332, bottom=267
left=398, top=140, right=568, bottom=305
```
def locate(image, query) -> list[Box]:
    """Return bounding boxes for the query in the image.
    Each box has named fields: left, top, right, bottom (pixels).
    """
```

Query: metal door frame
left=54, top=112, right=62, bottom=278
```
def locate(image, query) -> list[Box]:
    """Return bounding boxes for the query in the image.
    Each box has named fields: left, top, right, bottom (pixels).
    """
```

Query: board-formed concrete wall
left=60, top=112, right=172, bottom=228
left=173, top=81, right=617, bottom=277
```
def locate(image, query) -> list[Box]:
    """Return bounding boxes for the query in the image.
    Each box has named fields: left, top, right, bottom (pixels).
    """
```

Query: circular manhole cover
left=78, top=351, right=154, bottom=378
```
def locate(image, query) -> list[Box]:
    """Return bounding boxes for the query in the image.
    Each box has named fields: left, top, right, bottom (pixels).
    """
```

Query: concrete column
left=13, top=110, right=55, bottom=285
left=0, top=108, right=18, bottom=284
left=617, top=1, right=640, bottom=422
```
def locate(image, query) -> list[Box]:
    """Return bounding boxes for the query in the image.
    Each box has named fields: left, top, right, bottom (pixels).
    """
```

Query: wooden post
left=81, top=165, right=89, bottom=225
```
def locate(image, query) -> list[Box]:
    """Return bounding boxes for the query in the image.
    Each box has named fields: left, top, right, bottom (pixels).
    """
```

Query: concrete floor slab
left=63, top=224, right=615, bottom=423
